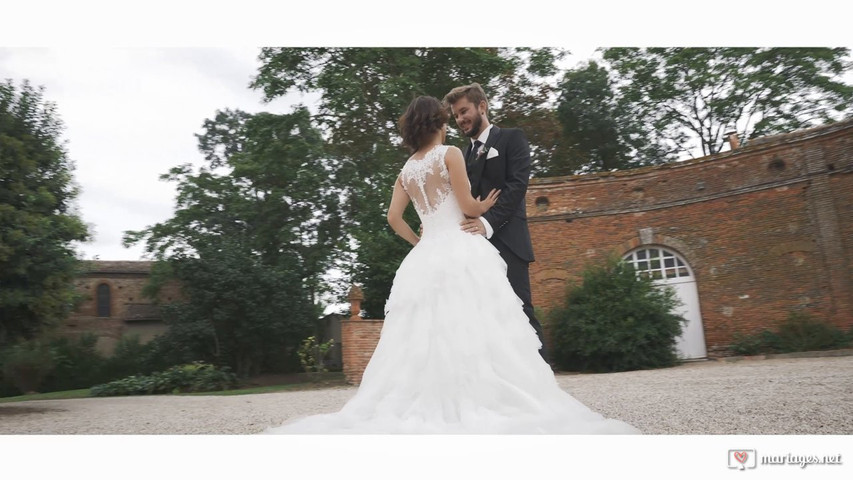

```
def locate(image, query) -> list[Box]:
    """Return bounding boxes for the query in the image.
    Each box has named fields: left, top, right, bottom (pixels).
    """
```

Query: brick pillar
left=341, top=285, right=384, bottom=385
left=803, top=144, right=853, bottom=325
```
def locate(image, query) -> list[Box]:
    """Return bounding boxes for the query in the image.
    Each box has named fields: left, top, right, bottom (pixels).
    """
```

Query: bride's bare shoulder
left=443, top=145, right=464, bottom=161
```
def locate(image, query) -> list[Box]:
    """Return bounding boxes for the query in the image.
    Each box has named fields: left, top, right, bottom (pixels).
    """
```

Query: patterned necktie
left=468, top=140, right=483, bottom=164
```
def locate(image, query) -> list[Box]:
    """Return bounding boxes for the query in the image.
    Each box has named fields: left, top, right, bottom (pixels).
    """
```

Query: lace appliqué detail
left=399, top=145, right=452, bottom=217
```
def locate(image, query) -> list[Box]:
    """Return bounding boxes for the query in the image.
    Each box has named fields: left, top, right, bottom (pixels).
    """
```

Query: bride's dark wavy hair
left=398, top=96, right=449, bottom=153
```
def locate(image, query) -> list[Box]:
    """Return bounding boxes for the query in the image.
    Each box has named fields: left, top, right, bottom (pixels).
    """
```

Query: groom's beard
left=464, top=115, right=483, bottom=138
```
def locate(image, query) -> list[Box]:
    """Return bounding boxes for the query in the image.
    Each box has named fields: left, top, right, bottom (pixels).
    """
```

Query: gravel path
left=1, top=355, right=851, bottom=434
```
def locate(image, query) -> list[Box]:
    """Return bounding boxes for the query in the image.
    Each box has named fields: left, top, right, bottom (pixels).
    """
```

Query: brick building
left=62, top=261, right=180, bottom=354
left=527, top=119, right=853, bottom=358
left=64, top=261, right=344, bottom=368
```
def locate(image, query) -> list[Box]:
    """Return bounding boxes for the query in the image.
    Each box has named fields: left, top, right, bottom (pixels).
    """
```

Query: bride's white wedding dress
left=266, top=145, right=640, bottom=434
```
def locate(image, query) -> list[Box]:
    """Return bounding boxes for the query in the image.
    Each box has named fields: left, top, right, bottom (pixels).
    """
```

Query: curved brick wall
left=527, top=120, right=853, bottom=356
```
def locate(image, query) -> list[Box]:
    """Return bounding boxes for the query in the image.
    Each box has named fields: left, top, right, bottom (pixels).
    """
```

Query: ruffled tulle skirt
left=265, top=227, right=640, bottom=434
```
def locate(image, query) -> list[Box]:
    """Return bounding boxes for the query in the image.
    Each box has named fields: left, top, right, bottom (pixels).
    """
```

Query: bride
left=265, top=96, right=640, bottom=434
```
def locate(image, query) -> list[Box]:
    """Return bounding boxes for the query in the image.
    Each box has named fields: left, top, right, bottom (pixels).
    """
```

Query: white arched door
left=623, top=247, right=707, bottom=360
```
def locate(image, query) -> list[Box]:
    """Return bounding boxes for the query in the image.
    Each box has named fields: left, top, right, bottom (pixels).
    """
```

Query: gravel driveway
left=1, top=354, right=851, bottom=434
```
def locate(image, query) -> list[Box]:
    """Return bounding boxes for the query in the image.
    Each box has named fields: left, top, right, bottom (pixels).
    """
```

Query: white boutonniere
left=475, top=143, right=486, bottom=157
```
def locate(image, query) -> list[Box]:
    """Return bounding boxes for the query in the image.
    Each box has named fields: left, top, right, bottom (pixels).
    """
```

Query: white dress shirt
left=470, top=125, right=494, bottom=239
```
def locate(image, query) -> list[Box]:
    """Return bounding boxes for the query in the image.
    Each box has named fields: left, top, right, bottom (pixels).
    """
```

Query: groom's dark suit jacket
left=465, top=125, right=535, bottom=263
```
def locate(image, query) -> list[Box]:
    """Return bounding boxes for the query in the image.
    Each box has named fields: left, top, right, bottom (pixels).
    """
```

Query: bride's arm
left=387, top=176, right=419, bottom=246
left=445, top=146, right=499, bottom=217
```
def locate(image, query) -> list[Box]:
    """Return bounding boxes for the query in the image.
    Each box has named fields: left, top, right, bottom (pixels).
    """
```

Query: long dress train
left=265, top=145, right=640, bottom=434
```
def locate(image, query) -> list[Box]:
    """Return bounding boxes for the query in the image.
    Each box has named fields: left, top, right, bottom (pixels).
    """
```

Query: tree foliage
left=123, top=108, right=342, bottom=376
left=554, top=61, right=675, bottom=174
left=483, top=48, right=571, bottom=177
left=548, top=257, right=686, bottom=373
left=251, top=47, right=564, bottom=316
left=601, top=47, right=853, bottom=158
left=0, top=80, right=89, bottom=345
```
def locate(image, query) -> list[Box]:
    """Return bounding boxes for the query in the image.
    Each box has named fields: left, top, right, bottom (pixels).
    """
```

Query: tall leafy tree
left=601, top=47, right=853, bottom=158
left=251, top=47, right=562, bottom=316
left=491, top=48, right=575, bottom=177
left=0, top=80, right=89, bottom=345
left=123, top=108, right=343, bottom=376
left=555, top=60, right=678, bottom=174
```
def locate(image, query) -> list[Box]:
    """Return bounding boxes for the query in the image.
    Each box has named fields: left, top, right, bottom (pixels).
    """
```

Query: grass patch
left=189, top=372, right=349, bottom=396
left=0, top=389, right=91, bottom=404
left=0, top=372, right=349, bottom=402
left=183, top=382, right=348, bottom=396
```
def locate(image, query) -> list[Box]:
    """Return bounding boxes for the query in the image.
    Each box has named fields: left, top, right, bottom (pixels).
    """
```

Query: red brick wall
left=72, top=275, right=182, bottom=319
left=64, top=262, right=182, bottom=353
left=832, top=171, right=853, bottom=321
left=341, top=318, right=384, bottom=385
left=527, top=120, right=853, bottom=356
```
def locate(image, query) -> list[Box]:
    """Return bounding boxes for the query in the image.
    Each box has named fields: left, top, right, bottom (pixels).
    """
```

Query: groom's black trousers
left=492, top=239, right=549, bottom=362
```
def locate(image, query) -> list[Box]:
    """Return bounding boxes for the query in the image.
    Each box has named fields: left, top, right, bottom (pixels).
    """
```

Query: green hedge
left=90, top=362, right=237, bottom=397
left=730, top=311, right=853, bottom=355
left=0, top=334, right=206, bottom=397
left=0, top=340, right=55, bottom=394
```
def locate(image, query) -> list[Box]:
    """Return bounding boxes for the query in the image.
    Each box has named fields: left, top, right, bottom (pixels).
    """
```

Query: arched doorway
left=623, top=247, right=706, bottom=359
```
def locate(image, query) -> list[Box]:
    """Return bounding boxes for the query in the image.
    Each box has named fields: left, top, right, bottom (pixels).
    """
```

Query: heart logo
left=734, top=451, right=748, bottom=464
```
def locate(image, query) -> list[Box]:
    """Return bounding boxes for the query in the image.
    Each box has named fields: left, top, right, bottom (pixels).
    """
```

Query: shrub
left=297, top=335, right=335, bottom=376
left=100, top=334, right=157, bottom=380
left=730, top=311, right=851, bottom=355
left=775, top=311, right=850, bottom=351
left=90, top=362, right=237, bottom=397
left=1, top=340, right=55, bottom=394
left=40, top=334, right=106, bottom=392
left=548, top=256, right=686, bottom=373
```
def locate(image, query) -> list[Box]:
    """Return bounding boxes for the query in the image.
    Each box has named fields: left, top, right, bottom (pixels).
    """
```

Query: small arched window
left=96, top=283, right=111, bottom=317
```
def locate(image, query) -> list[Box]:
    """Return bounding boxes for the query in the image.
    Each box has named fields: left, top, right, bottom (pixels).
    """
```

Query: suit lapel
left=464, top=142, right=476, bottom=164
left=467, top=126, right=502, bottom=195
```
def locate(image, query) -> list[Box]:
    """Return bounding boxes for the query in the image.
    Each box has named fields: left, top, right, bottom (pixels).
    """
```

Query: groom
left=443, top=83, right=547, bottom=360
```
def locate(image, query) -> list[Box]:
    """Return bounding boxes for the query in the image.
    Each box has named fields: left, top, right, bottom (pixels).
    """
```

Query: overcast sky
left=1, top=2, right=848, bottom=261
left=1, top=47, right=314, bottom=260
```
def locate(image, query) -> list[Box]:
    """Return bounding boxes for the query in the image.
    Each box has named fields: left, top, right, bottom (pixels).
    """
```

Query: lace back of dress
left=399, top=145, right=452, bottom=219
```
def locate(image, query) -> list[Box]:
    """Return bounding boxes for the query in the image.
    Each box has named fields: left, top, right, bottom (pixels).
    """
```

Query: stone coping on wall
left=530, top=117, right=853, bottom=186
left=81, top=260, right=154, bottom=275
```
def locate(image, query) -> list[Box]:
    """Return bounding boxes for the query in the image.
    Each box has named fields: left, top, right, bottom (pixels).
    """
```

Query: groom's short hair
left=443, top=83, right=489, bottom=111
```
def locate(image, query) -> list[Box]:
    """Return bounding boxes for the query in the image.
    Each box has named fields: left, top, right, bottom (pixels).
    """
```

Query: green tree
left=483, top=48, right=572, bottom=177
left=123, top=108, right=343, bottom=376
left=0, top=80, right=90, bottom=345
left=251, top=47, right=563, bottom=316
left=601, top=47, right=853, bottom=158
left=548, top=257, right=685, bottom=373
left=554, top=61, right=676, bottom=174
